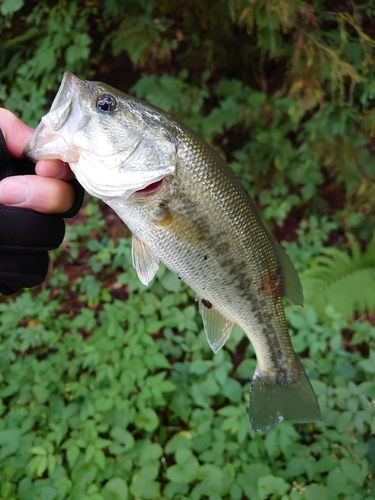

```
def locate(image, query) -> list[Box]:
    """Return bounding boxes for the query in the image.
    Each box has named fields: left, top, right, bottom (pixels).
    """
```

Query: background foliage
left=1, top=0, right=375, bottom=499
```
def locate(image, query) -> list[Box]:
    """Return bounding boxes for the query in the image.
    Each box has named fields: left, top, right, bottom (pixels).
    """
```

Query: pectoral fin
left=155, top=207, right=208, bottom=247
left=198, top=298, right=235, bottom=353
left=132, top=236, right=159, bottom=286
left=269, top=236, right=304, bottom=306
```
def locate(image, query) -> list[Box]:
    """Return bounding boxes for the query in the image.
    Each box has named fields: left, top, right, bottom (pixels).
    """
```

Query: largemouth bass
left=26, top=71, right=321, bottom=431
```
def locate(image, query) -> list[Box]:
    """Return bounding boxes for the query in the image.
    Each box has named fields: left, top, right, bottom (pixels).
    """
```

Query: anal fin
left=198, top=298, right=235, bottom=353
left=132, top=236, right=159, bottom=286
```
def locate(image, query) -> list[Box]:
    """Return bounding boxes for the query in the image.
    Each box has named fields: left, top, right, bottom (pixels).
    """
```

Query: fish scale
left=26, top=71, right=321, bottom=431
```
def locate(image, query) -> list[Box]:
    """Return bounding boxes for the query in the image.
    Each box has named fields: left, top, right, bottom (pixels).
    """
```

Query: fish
left=25, top=71, right=321, bottom=431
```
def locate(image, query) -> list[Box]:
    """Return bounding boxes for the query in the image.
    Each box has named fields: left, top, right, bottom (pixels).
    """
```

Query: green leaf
left=229, top=483, right=243, bottom=500
left=48, top=454, right=57, bottom=475
left=191, top=378, right=219, bottom=407
left=1, top=0, right=24, bottom=15
left=73, top=463, right=98, bottom=488
left=110, top=426, right=135, bottom=450
left=237, top=464, right=271, bottom=500
left=66, top=443, right=80, bottom=469
left=1, top=482, right=13, bottom=498
left=358, top=350, right=375, bottom=375
left=314, top=455, right=339, bottom=474
left=95, top=449, right=106, bottom=470
left=165, top=431, right=193, bottom=453
left=137, top=442, right=163, bottom=467
left=166, top=449, right=199, bottom=483
left=340, top=458, right=365, bottom=486
left=163, top=481, right=189, bottom=499
left=327, top=468, right=348, bottom=497
left=160, top=271, right=183, bottom=292
left=130, top=465, right=160, bottom=499
left=135, top=408, right=159, bottom=432
left=264, top=428, right=279, bottom=458
left=195, top=463, right=225, bottom=495
left=31, top=446, right=47, bottom=455
left=304, top=484, right=328, bottom=500
left=29, top=455, right=48, bottom=477
left=103, top=477, right=129, bottom=500
left=0, top=429, right=21, bottom=459
left=222, top=377, right=242, bottom=403
left=190, top=359, right=212, bottom=375
left=257, top=475, right=289, bottom=499
left=65, top=33, right=91, bottom=65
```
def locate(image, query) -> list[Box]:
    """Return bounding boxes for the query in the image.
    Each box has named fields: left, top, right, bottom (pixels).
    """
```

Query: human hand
left=0, top=108, right=76, bottom=213
left=0, top=108, right=84, bottom=295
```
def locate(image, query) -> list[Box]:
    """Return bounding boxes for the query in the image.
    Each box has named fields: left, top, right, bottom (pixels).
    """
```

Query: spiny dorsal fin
left=198, top=298, right=235, bottom=353
left=269, top=236, right=304, bottom=306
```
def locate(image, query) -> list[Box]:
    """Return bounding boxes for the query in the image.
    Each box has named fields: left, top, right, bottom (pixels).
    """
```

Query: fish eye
left=96, top=94, right=117, bottom=113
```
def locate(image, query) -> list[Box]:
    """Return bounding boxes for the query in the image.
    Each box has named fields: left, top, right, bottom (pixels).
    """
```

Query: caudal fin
left=249, top=358, right=321, bottom=432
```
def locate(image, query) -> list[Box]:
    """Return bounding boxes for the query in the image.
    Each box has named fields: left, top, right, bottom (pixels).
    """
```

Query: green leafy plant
left=300, top=233, right=375, bottom=319
left=0, top=200, right=374, bottom=499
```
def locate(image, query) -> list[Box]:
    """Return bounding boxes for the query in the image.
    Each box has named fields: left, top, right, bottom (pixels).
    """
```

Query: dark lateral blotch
left=201, top=298, right=212, bottom=309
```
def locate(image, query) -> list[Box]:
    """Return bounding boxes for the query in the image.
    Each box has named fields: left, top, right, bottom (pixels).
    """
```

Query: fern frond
left=347, top=233, right=361, bottom=261
left=363, top=233, right=375, bottom=262
left=300, top=235, right=375, bottom=320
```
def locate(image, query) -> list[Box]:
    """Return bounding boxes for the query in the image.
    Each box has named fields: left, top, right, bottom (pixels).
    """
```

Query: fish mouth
left=25, top=72, right=83, bottom=163
left=132, top=178, right=165, bottom=198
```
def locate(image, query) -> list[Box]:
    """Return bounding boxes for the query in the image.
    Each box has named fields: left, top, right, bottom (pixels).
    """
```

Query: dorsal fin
left=269, top=236, right=304, bottom=306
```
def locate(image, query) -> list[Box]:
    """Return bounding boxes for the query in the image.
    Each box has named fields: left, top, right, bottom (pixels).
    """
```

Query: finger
left=35, top=160, right=75, bottom=181
left=0, top=175, right=75, bottom=214
left=0, top=108, right=33, bottom=158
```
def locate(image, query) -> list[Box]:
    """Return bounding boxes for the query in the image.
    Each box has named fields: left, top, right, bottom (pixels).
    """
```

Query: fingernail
left=0, top=178, right=29, bottom=205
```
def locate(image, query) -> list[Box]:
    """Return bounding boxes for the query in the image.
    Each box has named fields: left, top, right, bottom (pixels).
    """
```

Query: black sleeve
left=0, top=129, right=84, bottom=295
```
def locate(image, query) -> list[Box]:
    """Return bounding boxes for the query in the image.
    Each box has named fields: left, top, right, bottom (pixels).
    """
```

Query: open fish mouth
left=132, top=178, right=165, bottom=198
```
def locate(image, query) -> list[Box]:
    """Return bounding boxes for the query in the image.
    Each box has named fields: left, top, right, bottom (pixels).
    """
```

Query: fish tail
left=249, top=357, right=321, bottom=432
